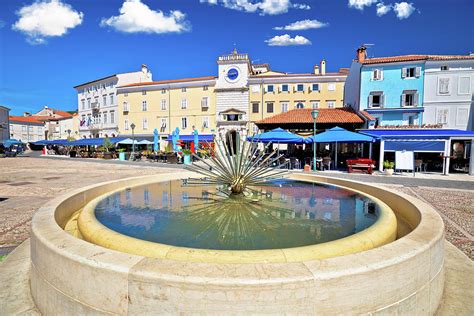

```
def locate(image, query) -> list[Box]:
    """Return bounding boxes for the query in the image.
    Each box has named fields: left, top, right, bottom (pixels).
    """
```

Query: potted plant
left=117, top=148, right=126, bottom=161
left=103, top=138, right=114, bottom=159
left=383, top=160, right=395, bottom=176
left=183, top=149, right=192, bottom=165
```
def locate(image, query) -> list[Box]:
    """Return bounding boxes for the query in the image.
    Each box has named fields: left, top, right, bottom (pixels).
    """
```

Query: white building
left=9, top=116, right=45, bottom=143
left=423, top=58, right=474, bottom=130
left=0, top=106, right=10, bottom=141
left=74, top=65, right=152, bottom=138
left=34, top=106, right=75, bottom=140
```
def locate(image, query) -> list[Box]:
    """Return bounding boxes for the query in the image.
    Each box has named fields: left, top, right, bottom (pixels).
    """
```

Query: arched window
left=296, top=102, right=304, bottom=109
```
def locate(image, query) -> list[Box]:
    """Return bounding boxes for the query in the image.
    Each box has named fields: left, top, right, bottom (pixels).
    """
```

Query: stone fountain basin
left=30, top=171, right=445, bottom=314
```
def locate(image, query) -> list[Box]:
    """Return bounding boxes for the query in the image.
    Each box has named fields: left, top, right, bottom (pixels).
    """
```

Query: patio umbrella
left=193, top=129, right=199, bottom=153
left=116, top=138, right=140, bottom=145
left=138, top=140, right=154, bottom=145
left=247, top=128, right=305, bottom=144
left=153, top=128, right=159, bottom=152
left=305, top=127, right=376, bottom=169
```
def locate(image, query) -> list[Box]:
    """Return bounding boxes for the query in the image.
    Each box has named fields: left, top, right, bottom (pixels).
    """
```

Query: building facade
left=0, top=106, right=10, bottom=141
left=115, top=50, right=347, bottom=145
left=74, top=65, right=152, bottom=138
left=33, top=106, right=75, bottom=140
left=9, top=116, right=45, bottom=142
left=423, top=59, right=474, bottom=130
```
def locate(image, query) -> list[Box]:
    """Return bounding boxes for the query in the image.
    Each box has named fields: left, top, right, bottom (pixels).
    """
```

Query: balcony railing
left=91, top=102, right=99, bottom=110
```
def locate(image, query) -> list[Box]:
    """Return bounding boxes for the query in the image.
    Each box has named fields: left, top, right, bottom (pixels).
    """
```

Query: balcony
left=91, top=102, right=100, bottom=111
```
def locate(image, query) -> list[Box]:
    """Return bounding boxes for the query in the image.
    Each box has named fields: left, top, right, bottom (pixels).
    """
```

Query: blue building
left=345, top=47, right=426, bottom=128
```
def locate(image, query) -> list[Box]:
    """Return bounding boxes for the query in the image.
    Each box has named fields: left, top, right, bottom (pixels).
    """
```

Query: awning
left=384, top=141, right=445, bottom=152
left=2, top=139, right=23, bottom=147
left=32, top=139, right=69, bottom=146
left=67, top=137, right=127, bottom=146
left=247, top=128, right=305, bottom=144
left=166, top=134, right=214, bottom=142
left=360, top=129, right=474, bottom=139
left=306, top=126, right=376, bottom=144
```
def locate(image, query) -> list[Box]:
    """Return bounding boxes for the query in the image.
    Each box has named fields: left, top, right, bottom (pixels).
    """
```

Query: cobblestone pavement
left=0, top=157, right=472, bottom=259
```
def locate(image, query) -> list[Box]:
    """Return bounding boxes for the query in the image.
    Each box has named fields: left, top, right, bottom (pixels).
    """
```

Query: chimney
left=320, top=60, right=326, bottom=75
left=313, top=65, right=320, bottom=75
left=141, top=64, right=148, bottom=73
left=356, top=46, right=367, bottom=62
left=23, top=112, right=31, bottom=117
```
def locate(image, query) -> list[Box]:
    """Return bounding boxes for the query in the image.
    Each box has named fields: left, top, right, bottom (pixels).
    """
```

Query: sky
left=1, top=0, right=473, bottom=115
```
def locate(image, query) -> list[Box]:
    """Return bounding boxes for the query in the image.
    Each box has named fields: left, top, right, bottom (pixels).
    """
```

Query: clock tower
left=215, top=49, right=251, bottom=146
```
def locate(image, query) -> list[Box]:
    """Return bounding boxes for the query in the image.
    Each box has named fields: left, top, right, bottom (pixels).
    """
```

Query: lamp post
left=311, top=109, right=319, bottom=171
left=131, top=123, right=136, bottom=159
left=67, top=129, right=71, bottom=139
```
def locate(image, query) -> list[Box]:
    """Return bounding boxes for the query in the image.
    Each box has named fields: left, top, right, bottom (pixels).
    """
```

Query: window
left=437, top=108, right=449, bottom=125
left=161, top=99, right=167, bottom=110
left=252, top=102, right=259, bottom=113
left=459, top=77, right=471, bottom=94
left=181, top=117, right=187, bottom=129
left=312, top=84, right=319, bottom=91
left=161, top=89, right=166, bottom=94
left=203, top=85, right=208, bottom=91
left=408, top=115, right=416, bottom=126
left=326, top=101, right=335, bottom=109
left=87, top=98, right=91, bottom=108
left=402, top=67, right=421, bottom=78
left=368, top=92, right=384, bottom=108
left=296, top=102, right=304, bottom=109
left=22, top=126, right=26, bottom=132
left=142, top=101, right=147, bottom=111
left=123, top=101, right=129, bottom=112
left=401, top=90, right=419, bottom=107
left=103, top=95, right=107, bottom=106
left=327, top=83, right=336, bottom=91
left=281, top=102, right=288, bottom=113
left=441, top=65, right=449, bottom=71
left=372, top=69, right=383, bottom=81
left=181, top=99, right=187, bottom=109
left=160, top=118, right=167, bottom=131
left=110, top=111, right=115, bottom=124
left=201, top=97, right=209, bottom=110
left=182, top=87, right=187, bottom=92
left=202, top=116, right=209, bottom=128
left=456, top=108, right=469, bottom=126
left=103, top=112, right=108, bottom=124
left=311, top=101, right=320, bottom=109
left=266, top=85, right=274, bottom=93
left=266, top=102, right=274, bottom=113
left=142, top=118, right=148, bottom=130
left=438, top=78, right=450, bottom=95
left=124, top=119, right=129, bottom=130
left=296, top=84, right=304, bottom=92
left=124, top=93, right=128, bottom=97
left=251, top=85, right=260, bottom=93
left=281, top=84, right=289, bottom=92
left=81, top=100, right=85, bottom=110
left=142, top=90, right=147, bottom=95
left=109, top=94, right=114, bottom=105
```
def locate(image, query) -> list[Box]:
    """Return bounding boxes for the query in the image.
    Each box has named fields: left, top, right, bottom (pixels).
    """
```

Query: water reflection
left=95, top=180, right=379, bottom=250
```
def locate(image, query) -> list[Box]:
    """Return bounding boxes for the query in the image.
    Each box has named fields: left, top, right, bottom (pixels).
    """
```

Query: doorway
left=226, top=130, right=239, bottom=155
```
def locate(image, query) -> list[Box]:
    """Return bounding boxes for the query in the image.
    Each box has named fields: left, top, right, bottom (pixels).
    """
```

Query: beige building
left=115, top=50, right=347, bottom=145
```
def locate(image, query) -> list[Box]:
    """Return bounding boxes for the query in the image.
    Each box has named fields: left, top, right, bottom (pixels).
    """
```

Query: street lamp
left=67, top=129, right=71, bottom=138
left=311, top=109, right=319, bottom=171
left=131, top=123, right=136, bottom=159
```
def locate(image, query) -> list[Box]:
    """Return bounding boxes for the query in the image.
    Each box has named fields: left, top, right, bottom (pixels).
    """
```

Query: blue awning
left=247, top=128, right=306, bottom=144
left=385, top=141, right=445, bottom=152
left=165, top=134, right=214, bottom=142
left=2, top=139, right=23, bottom=147
left=360, top=129, right=474, bottom=139
left=306, top=126, right=376, bottom=144
left=67, top=137, right=127, bottom=146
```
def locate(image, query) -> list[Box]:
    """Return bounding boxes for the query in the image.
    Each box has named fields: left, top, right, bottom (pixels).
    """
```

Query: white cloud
left=200, top=0, right=310, bottom=15
left=101, top=0, right=190, bottom=34
left=12, top=0, right=83, bottom=44
left=274, top=19, right=328, bottom=31
left=348, top=0, right=378, bottom=10
left=393, top=2, right=415, bottom=19
left=265, top=34, right=311, bottom=46
left=376, top=3, right=392, bottom=16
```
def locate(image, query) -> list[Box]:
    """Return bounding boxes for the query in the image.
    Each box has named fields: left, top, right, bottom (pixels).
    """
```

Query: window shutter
left=402, top=68, right=407, bottom=78
left=368, top=95, right=373, bottom=107
left=415, top=67, right=421, bottom=78
left=414, top=92, right=419, bottom=106
left=371, top=71, right=375, bottom=80
left=401, top=94, right=406, bottom=106
left=380, top=94, right=385, bottom=107
left=380, top=70, right=384, bottom=81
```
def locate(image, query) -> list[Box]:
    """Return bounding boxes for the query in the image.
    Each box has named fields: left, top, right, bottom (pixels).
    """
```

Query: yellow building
left=116, top=51, right=347, bottom=143
left=117, top=76, right=216, bottom=141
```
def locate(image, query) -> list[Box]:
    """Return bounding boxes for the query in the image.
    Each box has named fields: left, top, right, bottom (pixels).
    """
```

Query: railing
left=218, top=53, right=249, bottom=61
left=91, top=102, right=99, bottom=110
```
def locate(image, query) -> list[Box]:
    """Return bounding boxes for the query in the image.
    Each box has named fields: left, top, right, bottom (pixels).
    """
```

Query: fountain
left=29, top=139, right=445, bottom=314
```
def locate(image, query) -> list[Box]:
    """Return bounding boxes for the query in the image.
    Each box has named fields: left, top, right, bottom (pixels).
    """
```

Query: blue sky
left=1, top=0, right=473, bottom=115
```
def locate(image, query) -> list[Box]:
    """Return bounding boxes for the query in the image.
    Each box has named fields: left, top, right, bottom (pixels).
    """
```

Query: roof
left=249, top=72, right=346, bottom=79
left=256, top=108, right=364, bottom=125
left=118, top=76, right=217, bottom=88
left=73, top=74, right=117, bottom=89
left=362, top=54, right=474, bottom=65
left=9, top=116, right=44, bottom=125
left=52, top=109, right=74, bottom=118
left=359, top=129, right=474, bottom=139
left=359, top=110, right=376, bottom=121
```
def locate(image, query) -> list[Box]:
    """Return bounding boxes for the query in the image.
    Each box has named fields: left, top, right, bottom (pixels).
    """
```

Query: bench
left=346, top=158, right=376, bottom=174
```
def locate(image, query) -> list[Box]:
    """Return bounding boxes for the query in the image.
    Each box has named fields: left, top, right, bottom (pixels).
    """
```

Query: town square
left=0, top=0, right=473, bottom=315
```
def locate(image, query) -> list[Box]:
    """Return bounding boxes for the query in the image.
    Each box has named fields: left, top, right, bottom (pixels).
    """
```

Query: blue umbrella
left=247, top=128, right=305, bottom=144
left=153, top=128, right=159, bottom=152
left=193, top=129, right=199, bottom=153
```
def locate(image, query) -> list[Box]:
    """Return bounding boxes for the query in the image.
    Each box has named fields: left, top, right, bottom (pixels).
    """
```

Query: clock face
left=227, top=68, right=239, bottom=81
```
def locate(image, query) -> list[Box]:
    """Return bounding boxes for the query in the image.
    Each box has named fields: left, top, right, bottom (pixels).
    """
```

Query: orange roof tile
left=9, top=116, right=44, bottom=125
left=359, top=110, right=376, bottom=121
left=362, top=54, right=474, bottom=65
left=256, top=108, right=364, bottom=125
left=119, top=76, right=217, bottom=88
left=52, top=109, right=74, bottom=118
